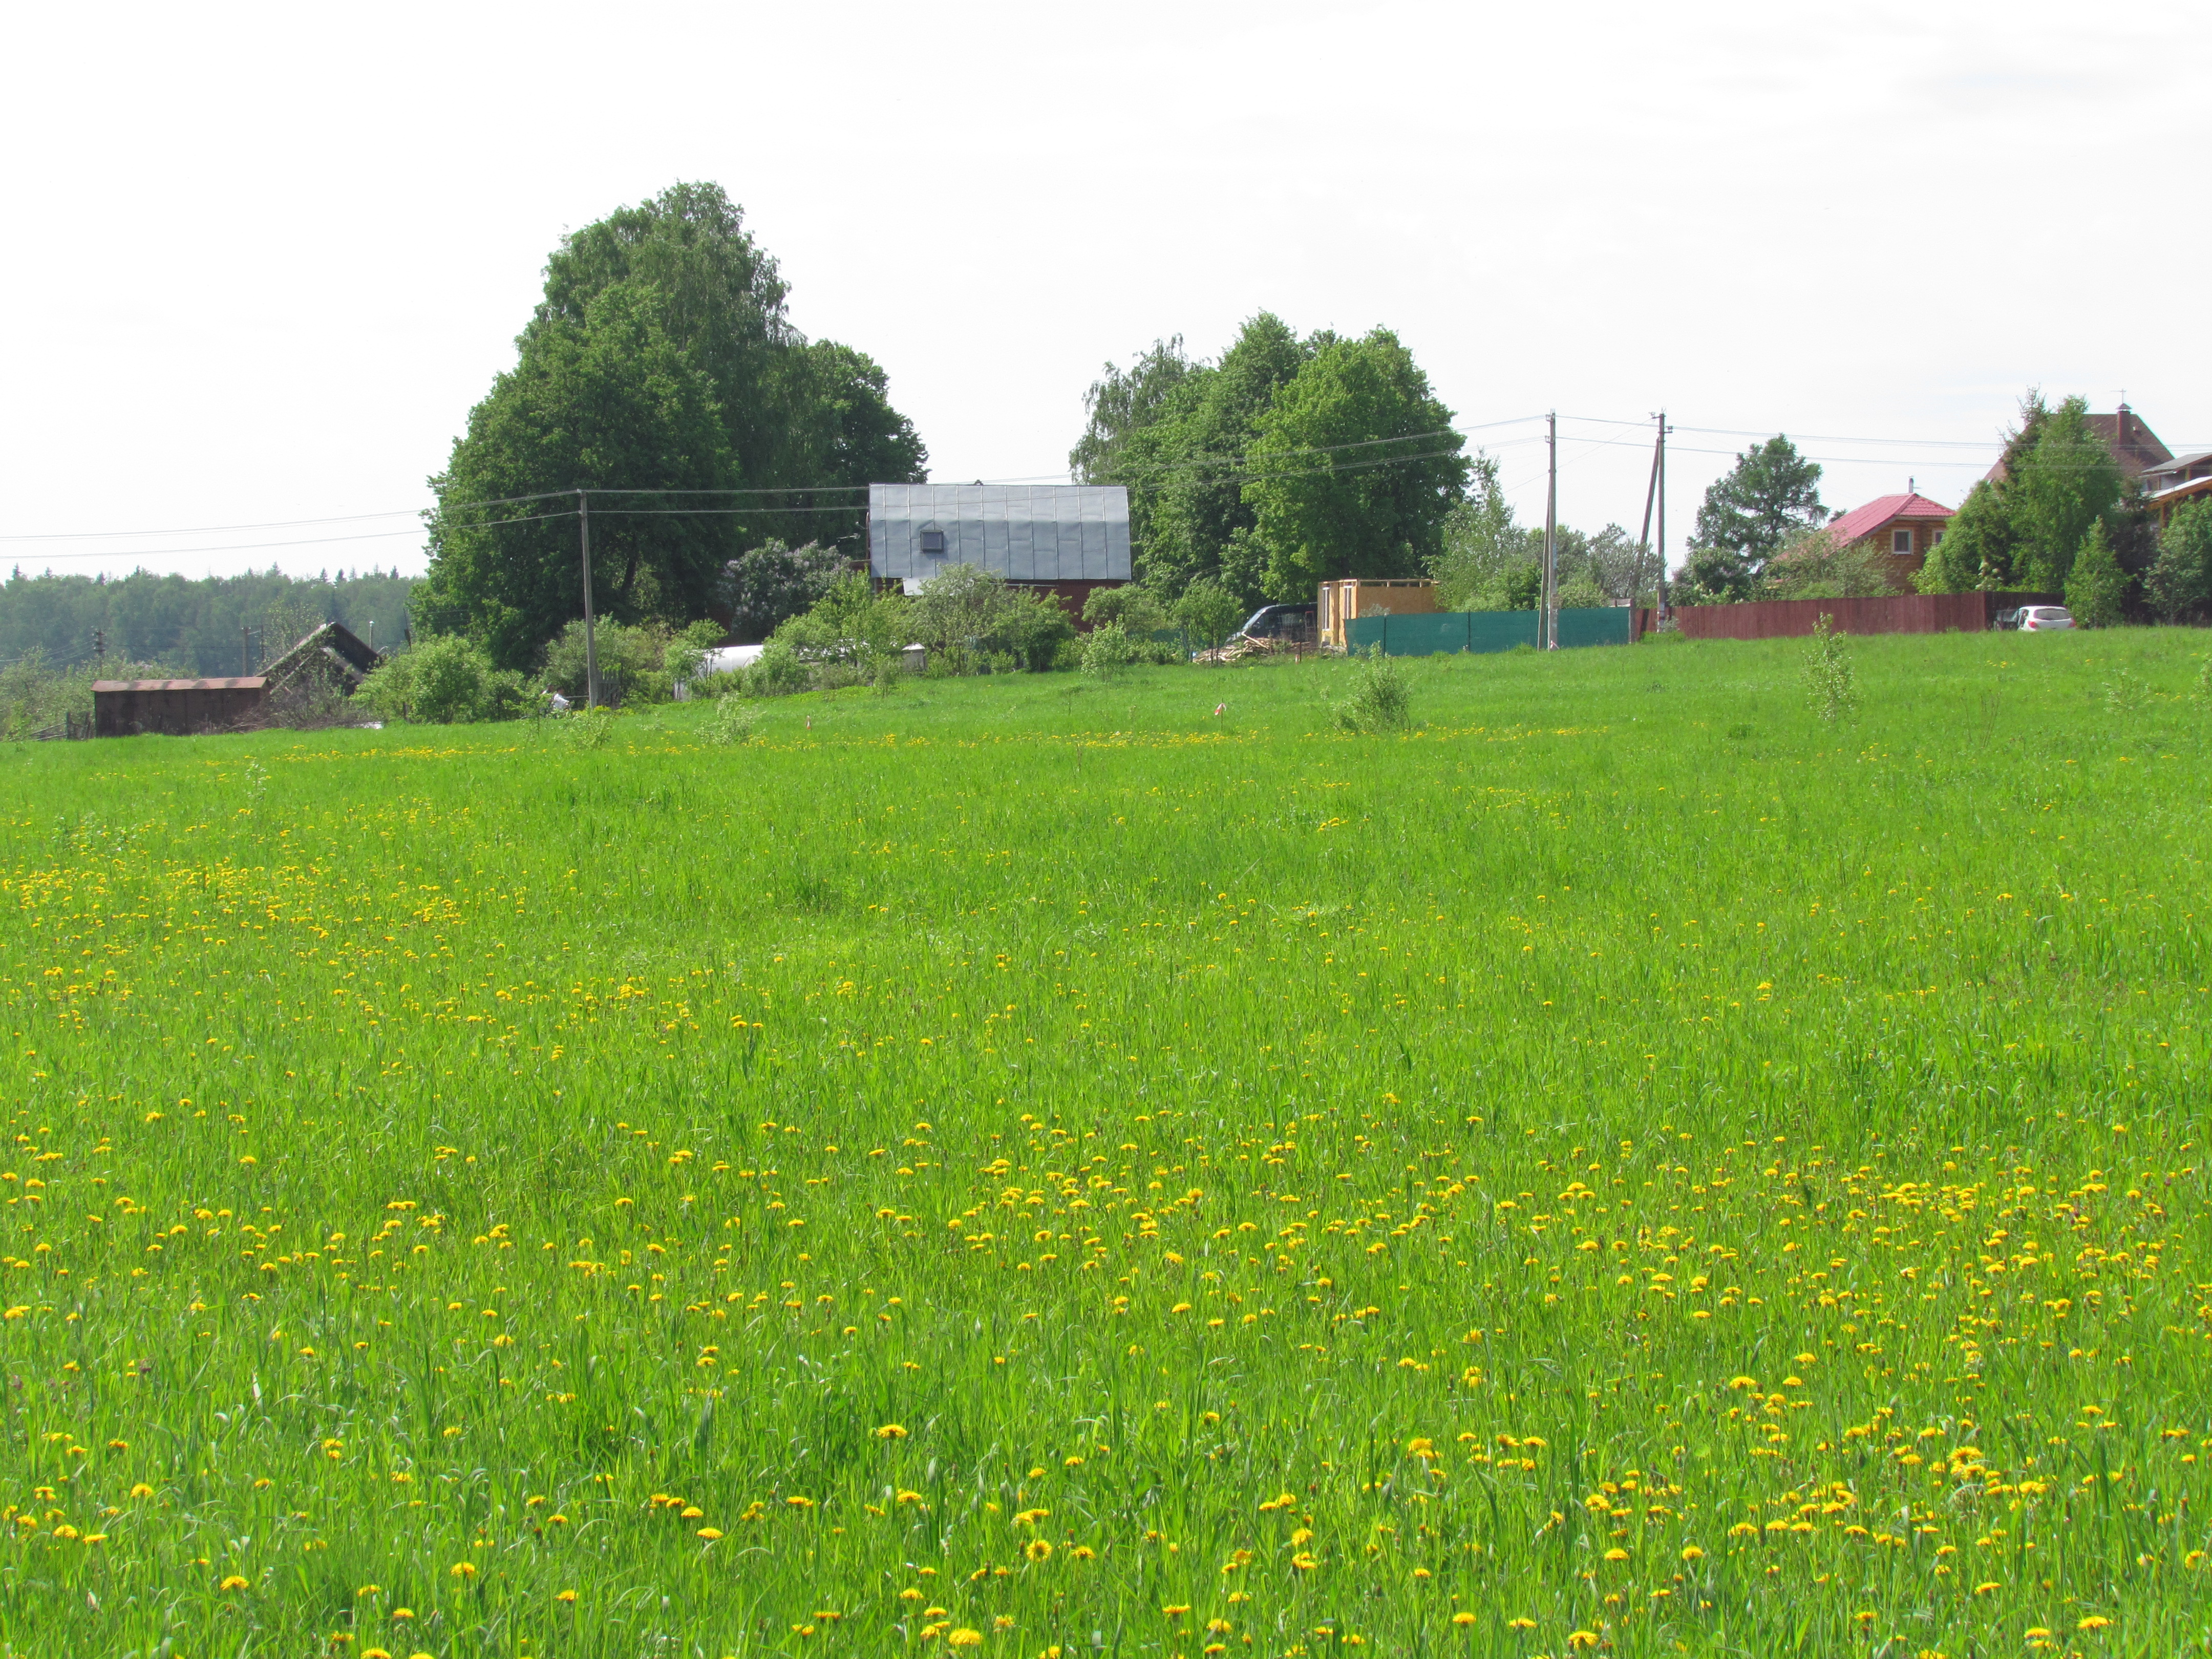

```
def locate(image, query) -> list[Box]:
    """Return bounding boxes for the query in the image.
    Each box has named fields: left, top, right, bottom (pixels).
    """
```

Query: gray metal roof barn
left=868, top=483, right=1131, bottom=589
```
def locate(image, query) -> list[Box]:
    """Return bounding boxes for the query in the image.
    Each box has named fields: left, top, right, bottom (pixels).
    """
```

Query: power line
left=0, top=488, right=580, bottom=545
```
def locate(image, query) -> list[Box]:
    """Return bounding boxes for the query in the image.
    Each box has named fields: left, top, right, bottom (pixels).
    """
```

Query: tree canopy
left=1678, top=436, right=1826, bottom=602
left=1243, top=329, right=1468, bottom=601
left=1071, top=317, right=1464, bottom=607
left=412, top=283, right=738, bottom=670
left=417, top=183, right=926, bottom=669
left=1916, top=393, right=2126, bottom=594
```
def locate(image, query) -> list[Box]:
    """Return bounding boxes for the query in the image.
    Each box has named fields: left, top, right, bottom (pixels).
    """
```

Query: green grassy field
left=3, top=629, right=2208, bottom=1659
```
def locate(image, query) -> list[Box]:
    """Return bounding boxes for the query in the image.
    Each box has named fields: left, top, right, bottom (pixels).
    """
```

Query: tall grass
left=1, top=630, right=2206, bottom=1657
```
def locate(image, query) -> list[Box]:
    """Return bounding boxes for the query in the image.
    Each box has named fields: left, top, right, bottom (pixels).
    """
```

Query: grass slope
left=2, top=630, right=2208, bottom=1658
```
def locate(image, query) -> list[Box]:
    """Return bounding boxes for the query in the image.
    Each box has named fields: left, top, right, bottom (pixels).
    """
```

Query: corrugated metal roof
left=869, top=484, right=1131, bottom=583
left=92, top=678, right=268, bottom=692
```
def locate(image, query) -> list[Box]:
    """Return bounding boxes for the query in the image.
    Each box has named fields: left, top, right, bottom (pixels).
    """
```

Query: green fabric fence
left=1344, top=608, right=1632, bottom=656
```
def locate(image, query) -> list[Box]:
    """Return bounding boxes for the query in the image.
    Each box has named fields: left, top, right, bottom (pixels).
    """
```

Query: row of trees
left=0, top=566, right=414, bottom=676
left=411, top=183, right=927, bottom=670
left=1070, top=316, right=1471, bottom=607
left=1429, top=455, right=1650, bottom=611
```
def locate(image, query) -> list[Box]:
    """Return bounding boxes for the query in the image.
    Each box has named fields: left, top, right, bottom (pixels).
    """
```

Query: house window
left=919, top=528, right=947, bottom=556
left=1891, top=528, right=1914, bottom=555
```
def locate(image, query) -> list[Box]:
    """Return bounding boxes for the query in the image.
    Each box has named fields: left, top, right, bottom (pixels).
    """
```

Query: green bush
left=539, top=618, right=723, bottom=706
left=1802, top=613, right=1858, bottom=722
left=357, top=635, right=528, bottom=725
left=2064, top=522, right=2129, bottom=629
left=1080, top=622, right=1134, bottom=679
left=737, top=639, right=813, bottom=698
left=1334, top=645, right=1411, bottom=732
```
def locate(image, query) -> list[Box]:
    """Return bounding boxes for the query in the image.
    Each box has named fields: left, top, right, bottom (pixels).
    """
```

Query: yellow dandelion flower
left=1026, top=1540, right=1053, bottom=1561
left=1603, top=1547, right=1629, bottom=1562
left=947, top=1630, right=983, bottom=1648
left=1568, top=1635, right=1599, bottom=1653
left=1681, top=1545, right=1705, bottom=1561
left=390, top=1608, right=414, bottom=1621
left=2078, top=1615, right=2112, bottom=1631
left=362, top=1650, right=392, bottom=1659
left=1290, top=1552, right=1320, bottom=1571
left=1072, top=1545, right=1096, bottom=1560
left=1507, top=1619, right=1536, bottom=1631
left=1163, top=1605, right=1192, bottom=1618
left=556, top=1589, right=578, bottom=1604
left=450, top=1561, right=477, bottom=1579
left=220, top=1576, right=250, bottom=1592
left=1974, top=1581, right=2000, bottom=1596
left=129, top=1483, right=155, bottom=1499
left=1452, top=1611, right=1476, bottom=1625
left=698, top=1527, right=724, bottom=1540
left=876, top=1423, right=908, bottom=1438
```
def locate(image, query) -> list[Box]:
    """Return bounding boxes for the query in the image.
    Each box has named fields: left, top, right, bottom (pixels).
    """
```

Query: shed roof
left=869, top=483, right=1131, bottom=583
left=93, top=677, right=268, bottom=692
left=1828, top=492, right=1954, bottom=546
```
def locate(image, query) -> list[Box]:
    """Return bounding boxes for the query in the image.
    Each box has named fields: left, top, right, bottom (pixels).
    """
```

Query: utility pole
left=1658, top=413, right=1672, bottom=622
left=579, top=489, right=601, bottom=710
left=93, top=628, right=104, bottom=664
left=1543, top=410, right=1559, bottom=650
left=1635, top=423, right=1661, bottom=635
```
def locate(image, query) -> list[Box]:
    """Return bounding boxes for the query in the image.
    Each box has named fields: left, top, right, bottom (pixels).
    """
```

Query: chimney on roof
left=1908, top=477, right=1915, bottom=496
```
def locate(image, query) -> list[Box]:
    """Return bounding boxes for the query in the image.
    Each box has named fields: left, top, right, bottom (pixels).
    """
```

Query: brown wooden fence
left=1635, top=591, right=2060, bottom=642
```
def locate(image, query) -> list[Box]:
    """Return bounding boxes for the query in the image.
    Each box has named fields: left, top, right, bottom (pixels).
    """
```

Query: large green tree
left=1915, top=394, right=2052, bottom=592
left=1133, top=315, right=1317, bottom=600
left=1070, top=318, right=1321, bottom=606
left=1069, top=336, right=1198, bottom=487
left=413, top=283, right=738, bottom=670
left=1679, top=437, right=1825, bottom=601
left=420, top=183, right=926, bottom=665
left=1916, top=394, right=2127, bottom=594
left=2012, top=395, right=2124, bottom=591
left=1240, top=329, right=1467, bottom=601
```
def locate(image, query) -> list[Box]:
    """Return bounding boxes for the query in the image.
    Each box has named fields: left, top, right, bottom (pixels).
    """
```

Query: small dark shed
left=93, top=677, right=268, bottom=737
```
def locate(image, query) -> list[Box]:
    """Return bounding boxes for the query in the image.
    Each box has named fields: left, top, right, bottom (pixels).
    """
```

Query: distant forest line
left=0, top=567, right=416, bottom=678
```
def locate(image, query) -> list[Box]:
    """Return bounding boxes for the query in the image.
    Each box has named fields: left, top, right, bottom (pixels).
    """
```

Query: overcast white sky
left=3, top=0, right=2206, bottom=582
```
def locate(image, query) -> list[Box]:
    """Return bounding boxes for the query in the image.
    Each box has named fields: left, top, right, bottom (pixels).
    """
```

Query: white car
left=2014, top=605, right=2075, bottom=632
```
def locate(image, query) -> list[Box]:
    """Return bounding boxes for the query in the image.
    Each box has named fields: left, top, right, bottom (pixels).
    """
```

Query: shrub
left=357, top=635, right=525, bottom=725
left=773, top=573, right=909, bottom=677
left=1082, top=586, right=1172, bottom=635
left=2063, top=522, right=2129, bottom=628
left=704, top=697, right=760, bottom=745
left=1175, top=578, right=1244, bottom=655
left=907, top=566, right=1073, bottom=671
left=1802, top=613, right=1858, bottom=722
left=1080, top=622, right=1134, bottom=679
left=1334, top=645, right=1411, bottom=733
left=2145, top=501, right=2212, bottom=624
left=738, top=639, right=813, bottom=698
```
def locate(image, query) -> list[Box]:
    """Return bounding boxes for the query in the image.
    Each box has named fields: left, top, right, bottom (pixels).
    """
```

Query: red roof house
left=1825, top=487, right=1955, bottom=586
